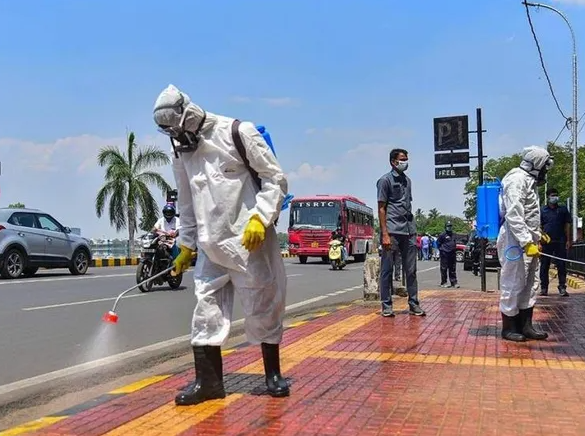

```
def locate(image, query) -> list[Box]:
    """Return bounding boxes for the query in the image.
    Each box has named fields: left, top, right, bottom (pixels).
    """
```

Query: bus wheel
left=354, top=253, right=366, bottom=262
left=299, top=255, right=308, bottom=264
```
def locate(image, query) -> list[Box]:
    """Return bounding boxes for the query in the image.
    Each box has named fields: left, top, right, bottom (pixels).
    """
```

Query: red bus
left=287, top=195, right=374, bottom=264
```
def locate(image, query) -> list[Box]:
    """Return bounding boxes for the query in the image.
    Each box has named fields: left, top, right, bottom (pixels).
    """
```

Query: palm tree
left=95, top=132, right=172, bottom=252
left=415, top=208, right=425, bottom=222
left=428, top=208, right=440, bottom=220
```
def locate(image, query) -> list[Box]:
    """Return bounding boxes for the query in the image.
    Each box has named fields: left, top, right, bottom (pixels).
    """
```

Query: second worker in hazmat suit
left=153, top=84, right=290, bottom=406
left=497, top=146, right=553, bottom=342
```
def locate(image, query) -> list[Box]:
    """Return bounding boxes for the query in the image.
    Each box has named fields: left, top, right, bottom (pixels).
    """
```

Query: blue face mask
left=548, top=196, right=559, bottom=205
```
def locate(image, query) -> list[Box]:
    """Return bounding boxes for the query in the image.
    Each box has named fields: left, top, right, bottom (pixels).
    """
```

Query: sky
left=0, top=0, right=584, bottom=239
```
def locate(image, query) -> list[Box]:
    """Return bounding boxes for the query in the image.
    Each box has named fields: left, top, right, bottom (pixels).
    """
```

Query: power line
left=523, top=2, right=570, bottom=122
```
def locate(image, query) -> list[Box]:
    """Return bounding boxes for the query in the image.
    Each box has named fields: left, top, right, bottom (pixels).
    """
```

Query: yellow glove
left=524, top=242, right=541, bottom=257
left=242, top=215, right=265, bottom=252
left=171, top=245, right=196, bottom=276
left=540, top=232, right=551, bottom=244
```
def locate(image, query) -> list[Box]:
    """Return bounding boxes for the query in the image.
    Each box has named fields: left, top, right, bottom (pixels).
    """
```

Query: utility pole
left=523, top=1, right=579, bottom=241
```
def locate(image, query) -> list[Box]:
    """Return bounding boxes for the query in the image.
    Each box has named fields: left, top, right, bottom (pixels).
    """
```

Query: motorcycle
left=328, top=239, right=346, bottom=270
left=136, top=230, right=183, bottom=292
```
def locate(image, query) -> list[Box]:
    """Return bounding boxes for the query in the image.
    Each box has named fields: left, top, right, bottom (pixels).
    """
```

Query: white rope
left=541, top=251, right=585, bottom=266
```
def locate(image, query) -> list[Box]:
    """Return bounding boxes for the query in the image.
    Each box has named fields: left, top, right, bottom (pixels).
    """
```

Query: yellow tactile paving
left=0, top=417, right=66, bottom=436
left=102, top=394, right=243, bottom=436
left=237, top=313, right=378, bottom=374
left=314, top=350, right=585, bottom=370
left=109, top=375, right=172, bottom=394
left=288, top=320, right=309, bottom=328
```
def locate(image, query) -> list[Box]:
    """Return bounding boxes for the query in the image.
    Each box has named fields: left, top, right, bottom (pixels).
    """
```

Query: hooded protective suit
left=496, top=145, right=552, bottom=342
left=153, top=84, right=290, bottom=405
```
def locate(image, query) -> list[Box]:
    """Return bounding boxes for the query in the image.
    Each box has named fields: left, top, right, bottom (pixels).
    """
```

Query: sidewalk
left=3, top=285, right=585, bottom=436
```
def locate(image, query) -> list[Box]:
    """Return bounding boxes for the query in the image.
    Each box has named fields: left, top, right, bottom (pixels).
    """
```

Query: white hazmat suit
left=153, top=84, right=290, bottom=405
left=496, top=146, right=552, bottom=342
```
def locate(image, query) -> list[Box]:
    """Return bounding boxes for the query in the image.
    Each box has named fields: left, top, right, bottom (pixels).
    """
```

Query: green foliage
left=463, top=142, right=585, bottom=221
left=95, top=131, right=172, bottom=242
left=139, top=213, right=159, bottom=233
left=7, top=202, right=25, bottom=208
left=416, top=210, right=469, bottom=236
left=277, top=232, right=288, bottom=248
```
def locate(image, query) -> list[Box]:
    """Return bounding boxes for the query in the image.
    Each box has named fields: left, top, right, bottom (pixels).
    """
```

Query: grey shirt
left=377, top=170, right=416, bottom=236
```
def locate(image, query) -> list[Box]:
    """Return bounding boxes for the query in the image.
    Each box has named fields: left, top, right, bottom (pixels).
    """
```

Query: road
left=0, top=257, right=494, bottom=392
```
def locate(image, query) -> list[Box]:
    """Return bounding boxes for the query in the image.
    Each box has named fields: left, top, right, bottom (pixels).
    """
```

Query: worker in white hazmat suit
left=496, top=145, right=553, bottom=342
left=153, top=84, right=290, bottom=406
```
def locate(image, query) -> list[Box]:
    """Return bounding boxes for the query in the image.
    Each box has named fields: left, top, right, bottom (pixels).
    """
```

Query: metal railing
left=567, top=241, right=585, bottom=277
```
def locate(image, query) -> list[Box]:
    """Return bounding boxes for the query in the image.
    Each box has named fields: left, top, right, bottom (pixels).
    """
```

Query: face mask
left=394, top=160, right=409, bottom=172
left=548, top=196, right=559, bottom=205
left=158, top=108, right=206, bottom=153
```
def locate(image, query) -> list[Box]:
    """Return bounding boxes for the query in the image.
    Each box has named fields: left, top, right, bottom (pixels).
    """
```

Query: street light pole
left=523, top=1, right=579, bottom=241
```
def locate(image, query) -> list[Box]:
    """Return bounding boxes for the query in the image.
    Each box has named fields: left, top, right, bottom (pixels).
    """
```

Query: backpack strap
left=231, top=119, right=261, bottom=191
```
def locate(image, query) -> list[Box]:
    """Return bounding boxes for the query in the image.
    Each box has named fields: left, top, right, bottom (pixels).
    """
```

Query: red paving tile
left=8, top=289, right=585, bottom=436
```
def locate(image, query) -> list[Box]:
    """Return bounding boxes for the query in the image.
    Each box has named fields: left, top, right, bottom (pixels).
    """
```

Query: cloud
left=0, top=133, right=174, bottom=239
left=287, top=162, right=339, bottom=182
left=259, top=97, right=299, bottom=107
left=230, top=96, right=300, bottom=107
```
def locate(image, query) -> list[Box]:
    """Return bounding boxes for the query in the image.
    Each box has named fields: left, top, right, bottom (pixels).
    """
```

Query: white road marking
left=2, top=271, right=302, bottom=287
left=0, top=272, right=135, bottom=286
left=22, top=294, right=147, bottom=311
left=0, top=291, right=346, bottom=397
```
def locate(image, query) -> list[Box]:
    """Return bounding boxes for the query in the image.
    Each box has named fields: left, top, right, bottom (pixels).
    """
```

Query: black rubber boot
left=261, top=343, right=290, bottom=397
left=501, top=312, right=526, bottom=342
left=175, top=346, right=226, bottom=406
left=519, top=307, right=548, bottom=340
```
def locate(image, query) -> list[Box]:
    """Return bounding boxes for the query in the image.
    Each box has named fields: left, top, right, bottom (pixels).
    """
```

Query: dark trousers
left=440, top=251, right=457, bottom=285
left=380, top=234, right=420, bottom=310
left=539, top=242, right=567, bottom=290
left=472, top=247, right=480, bottom=275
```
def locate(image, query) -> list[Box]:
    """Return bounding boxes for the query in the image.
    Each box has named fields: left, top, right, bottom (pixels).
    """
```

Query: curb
left=90, top=258, right=140, bottom=268
left=91, top=253, right=297, bottom=267
left=0, top=303, right=352, bottom=436
left=549, top=268, right=584, bottom=289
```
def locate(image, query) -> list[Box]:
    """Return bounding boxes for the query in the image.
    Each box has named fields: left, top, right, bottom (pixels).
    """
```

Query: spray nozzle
left=102, top=310, right=119, bottom=324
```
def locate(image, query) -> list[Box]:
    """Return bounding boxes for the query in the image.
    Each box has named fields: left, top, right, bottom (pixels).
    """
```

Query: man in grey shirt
left=377, top=148, right=426, bottom=317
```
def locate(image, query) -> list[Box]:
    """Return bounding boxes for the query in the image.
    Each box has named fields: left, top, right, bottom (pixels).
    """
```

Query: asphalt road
left=0, top=257, right=496, bottom=390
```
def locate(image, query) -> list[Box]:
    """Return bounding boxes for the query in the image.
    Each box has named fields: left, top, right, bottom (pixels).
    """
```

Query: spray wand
left=102, top=265, right=176, bottom=324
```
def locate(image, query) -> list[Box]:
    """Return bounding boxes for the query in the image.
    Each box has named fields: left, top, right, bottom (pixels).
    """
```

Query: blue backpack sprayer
left=475, top=178, right=579, bottom=264
left=103, top=125, right=293, bottom=324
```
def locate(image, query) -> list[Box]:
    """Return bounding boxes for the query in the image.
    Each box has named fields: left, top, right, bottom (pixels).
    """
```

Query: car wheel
left=1, top=248, right=25, bottom=279
left=456, top=250, right=464, bottom=263
left=69, top=249, right=90, bottom=275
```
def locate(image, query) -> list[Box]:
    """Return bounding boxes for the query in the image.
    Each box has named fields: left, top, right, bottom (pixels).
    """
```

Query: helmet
left=162, top=204, right=176, bottom=221
left=445, top=221, right=453, bottom=231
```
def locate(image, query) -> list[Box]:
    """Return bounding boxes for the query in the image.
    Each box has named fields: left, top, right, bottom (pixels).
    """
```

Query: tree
left=139, top=213, right=158, bottom=233
left=95, top=132, right=172, bottom=246
left=7, top=202, right=25, bottom=208
left=428, top=208, right=440, bottom=220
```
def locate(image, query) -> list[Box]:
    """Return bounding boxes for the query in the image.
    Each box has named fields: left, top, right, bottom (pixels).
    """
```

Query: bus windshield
left=289, top=200, right=341, bottom=230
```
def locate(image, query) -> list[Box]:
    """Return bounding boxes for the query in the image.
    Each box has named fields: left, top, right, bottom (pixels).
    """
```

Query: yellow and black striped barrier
left=91, top=253, right=296, bottom=268
left=91, top=258, right=140, bottom=268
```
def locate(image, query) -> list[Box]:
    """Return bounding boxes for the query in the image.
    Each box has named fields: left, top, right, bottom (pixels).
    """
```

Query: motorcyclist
left=153, top=204, right=181, bottom=237
left=153, top=204, right=181, bottom=258
left=330, top=227, right=348, bottom=262
left=497, top=145, right=553, bottom=342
